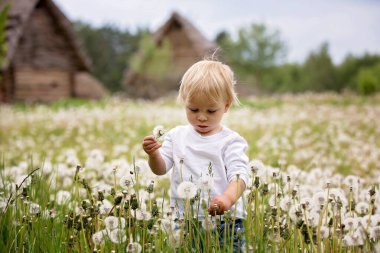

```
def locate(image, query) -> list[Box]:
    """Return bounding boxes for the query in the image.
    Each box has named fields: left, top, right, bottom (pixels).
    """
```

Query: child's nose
left=197, top=114, right=207, bottom=122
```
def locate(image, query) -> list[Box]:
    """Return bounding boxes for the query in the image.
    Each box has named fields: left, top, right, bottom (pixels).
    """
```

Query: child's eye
left=190, top=108, right=198, bottom=112
left=208, top=110, right=217, bottom=113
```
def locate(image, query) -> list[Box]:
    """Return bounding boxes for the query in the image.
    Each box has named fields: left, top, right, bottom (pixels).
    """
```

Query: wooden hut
left=123, top=12, right=217, bottom=99
left=0, top=0, right=107, bottom=103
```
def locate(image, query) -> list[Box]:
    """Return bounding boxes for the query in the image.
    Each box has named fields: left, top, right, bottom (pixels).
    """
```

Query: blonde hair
left=178, top=60, right=239, bottom=105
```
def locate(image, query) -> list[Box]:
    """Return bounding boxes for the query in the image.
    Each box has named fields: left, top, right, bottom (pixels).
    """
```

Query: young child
left=142, top=60, right=249, bottom=249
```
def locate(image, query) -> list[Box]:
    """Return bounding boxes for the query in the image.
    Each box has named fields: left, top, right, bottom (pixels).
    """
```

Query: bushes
left=357, top=63, right=380, bottom=95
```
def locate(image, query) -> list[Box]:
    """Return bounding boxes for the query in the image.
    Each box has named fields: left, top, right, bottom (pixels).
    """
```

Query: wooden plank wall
left=14, top=68, right=71, bottom=102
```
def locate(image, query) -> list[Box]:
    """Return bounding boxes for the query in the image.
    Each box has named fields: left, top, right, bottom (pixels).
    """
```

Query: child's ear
left=224, top=100, right=232, bottom=112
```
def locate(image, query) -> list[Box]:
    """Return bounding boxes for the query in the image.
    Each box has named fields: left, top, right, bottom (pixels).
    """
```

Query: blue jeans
left=218, top=219, right=246, bottom=252
left=174, top=219, right=246, bottom=252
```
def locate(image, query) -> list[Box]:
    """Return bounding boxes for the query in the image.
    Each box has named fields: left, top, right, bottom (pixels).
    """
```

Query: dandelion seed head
left=279, top=195, right=293, bottom=211
left=105, top=216, right=125, bottom=230
left=56, top=190, right=71, bottom=205
left=126, top=242, right=142, bottom=253
left=99, top=199, right=113, bottom=215
left=355, top=202, right=369, bottom=215
left=109, top=228, right=126, bottom=244
left=134, top=209, right=152, bottom=221
left=29, top=202, right=40, bottom=215
left=343, top=217, right=359, bottom=231
left=197, top=174, right=214, bottom=192
left=248, top=159, right=265, bottom=175
left=92, top=230, right=106, bottom=245
left=369, top=226, right=380, bottom=240
left=153, top=125, right=167, bottom=142
left=320, top=226, right=330, bottom=239
left=177, top=181, right=197, bottom=199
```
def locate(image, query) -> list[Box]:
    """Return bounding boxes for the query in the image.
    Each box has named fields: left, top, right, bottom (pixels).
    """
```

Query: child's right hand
left=142, top=135, right=162, bottom=155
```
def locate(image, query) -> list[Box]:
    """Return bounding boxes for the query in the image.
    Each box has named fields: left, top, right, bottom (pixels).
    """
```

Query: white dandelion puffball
left=105, top=216, right=125, bottom=230
left=92, top=230, right=107, bottom=245
left=197, top=174, right=214, bottom=192
left=134, top=209, right=152, bottom=221
left=109, top=228, right=127, bottom=244
left=99, top=199, right=113, bottom=215
left=56, top=190, right=71, bottom=205
left=369, top=226, right=380, bottom=240
left=248, top=159, right=266, bottom=174
left=119, top=175, right=133, bottom=189
left=126, top=242, right=142, bottom=253
left=0, top=200, right=7, bottom=212
left=153, top=125, right=167, bottom=142
left=177, top=181, right=197, bottom=199
left=29, top=202, right=41, bottom=215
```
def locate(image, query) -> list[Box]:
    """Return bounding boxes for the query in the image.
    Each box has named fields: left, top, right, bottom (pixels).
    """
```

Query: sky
left=54, top=0, right=380, bottom=64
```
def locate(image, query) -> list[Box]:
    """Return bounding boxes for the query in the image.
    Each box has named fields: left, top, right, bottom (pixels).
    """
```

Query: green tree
left=337, top=53, right=380, bottom=91
left=0, top=5, right=9, bottom=72
left=74, top=22, right=144, bottom=92
left=216, top=24, right=287, bottom=89
left=356, top=63, right=380, bottom=95
left=299, top=42, right=337, bottom=91
left=130, top=32, right=172, bottom=79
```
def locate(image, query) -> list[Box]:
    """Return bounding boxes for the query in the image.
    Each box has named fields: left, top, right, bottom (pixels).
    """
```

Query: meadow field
left=0, top=93, right=379, bottom=252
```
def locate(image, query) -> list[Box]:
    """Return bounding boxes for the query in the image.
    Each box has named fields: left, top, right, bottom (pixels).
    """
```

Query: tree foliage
left=216, top=23, right=380, bottom=94
left=130, top=33, right=172, bottom=80
left=217, top=24, right=287, bottom=88
left=0, top=4, right=9, bottom=72
left=74, top=21, right=144, bottom=92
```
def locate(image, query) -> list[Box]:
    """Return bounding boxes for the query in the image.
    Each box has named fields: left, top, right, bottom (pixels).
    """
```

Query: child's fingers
left=143, top=135, right=157, bottom=142
left=144, top=142, right=162, bottom=153
left=208, top=199, right=223, bottom=216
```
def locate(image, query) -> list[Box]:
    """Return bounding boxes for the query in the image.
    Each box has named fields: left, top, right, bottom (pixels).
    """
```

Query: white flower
left=29, top=202, right=41, bottom=215
left=306, top=210, right=319, bottom=227
left=343, top=217, right=359, bottom=231
left=370, top=214, right=380, bottom=227
left=0, top=201, right=7, bottom=212
left=312, top=191, right=327, bottom=207
left=351, top=229, right=365, bottom=246
left=369, top=226, right=380, bottom=240
left=320, top=226, right=330, bottom=239
left=289, top=204, right=303, bottom=223
left=109, top=228, right=127, bottom=244
left=279, top=195, right=293, bottom=211
left=92, top=230, right=107, bottom=245
left=126, top=242, right=142, bottom=253
left=197, top=174, right=214, bottom=192
left=342, top=234, right=353, bottom=247
left=105, top=216, right=125, bottom=230
left=56, top=190, right=71, bottom=205
left=248, top=159, right=265, bottom=175
left=160, top=218, right=175, bottom=234
left=134, top=209, right=152, bottom=221
left=355, top=202, right=369, bottom=215
left=153, top=125, right=167, bottom=142
left=119, top=175, right=133, bottom=189
left=99, top=199, right=113, bottom=215
left=343, top=175, right=360, bottom=189
left=177, top=181, right=197, bottom=199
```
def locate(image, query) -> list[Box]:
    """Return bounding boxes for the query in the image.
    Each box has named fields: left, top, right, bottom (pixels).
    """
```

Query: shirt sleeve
left=159, top=129, right=174, bottom=172
left=223, top=134, right=249, bottom=188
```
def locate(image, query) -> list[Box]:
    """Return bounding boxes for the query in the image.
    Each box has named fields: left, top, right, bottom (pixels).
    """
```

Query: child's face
left=185, top=95, right=230, bottom=136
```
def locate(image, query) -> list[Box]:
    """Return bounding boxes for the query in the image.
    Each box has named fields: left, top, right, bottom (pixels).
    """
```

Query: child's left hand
left=208, top=195, right=233, bottom=216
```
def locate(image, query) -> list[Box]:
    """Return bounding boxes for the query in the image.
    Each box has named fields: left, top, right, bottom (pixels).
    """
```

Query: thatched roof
left=0, top=0, right=91, bottom=71
left=153, top=11, right=217, bottom=56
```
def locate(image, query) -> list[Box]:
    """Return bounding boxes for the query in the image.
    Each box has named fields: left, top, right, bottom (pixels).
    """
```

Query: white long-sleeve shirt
left=159, top=124, right=249, bottom=219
